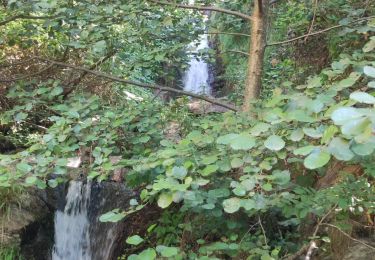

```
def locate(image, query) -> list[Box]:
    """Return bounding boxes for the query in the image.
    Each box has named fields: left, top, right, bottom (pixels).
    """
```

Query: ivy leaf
left=264, top=135, right=285, bottom=151
left=229, top=133, right=256, bottom=150
left=222, top=198, right=241, bottom=213
left=157, top=193, right=173, bottom=208
left=304, top=149, right=331, bottom=169
left=350, top=92, right=375, bottom=104
left=126, top=235, right=144, bottom=245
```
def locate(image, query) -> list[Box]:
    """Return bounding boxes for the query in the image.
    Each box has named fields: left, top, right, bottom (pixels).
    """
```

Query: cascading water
left=183, top=33, right=212, bottom=95
left=51, top=181, right=133, bottom=260
left=52, top=181, right=92, bottom=260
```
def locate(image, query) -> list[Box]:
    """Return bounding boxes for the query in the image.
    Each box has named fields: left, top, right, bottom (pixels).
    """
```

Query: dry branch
left=148, top=0, right=252, bottom=21
left=267, top=16, right=375, bottom=47
left=34, top=57, right=238, bottom=111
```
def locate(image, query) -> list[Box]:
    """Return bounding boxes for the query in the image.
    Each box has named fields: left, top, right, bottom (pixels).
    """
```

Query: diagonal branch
left=0, top=14, right=57, bottom=26
left=35, top=57, right=238, bottom=111
left=148, top=0, right=252, bottom=21
left=206, top=31, right=251, bottom=37
left=267, top=15, right=375, bottom=47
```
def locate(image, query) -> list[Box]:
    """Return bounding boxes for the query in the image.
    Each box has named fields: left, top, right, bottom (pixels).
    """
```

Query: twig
left=304, top=0, right=318, bottom=43
left=205, top=31, right=251, bottom=37
left=34, top=57, right=238, bottom=111
left=239, top=222, right=259, bottom=245
left=258, top=215, right=268, bottom=247
left=222, top=50, right=250, bottom=56
left=148, top=0, right=252, bottom=21
left=267, top=16, right=375, bottom=47
left=321, top=223, right=375, bottom=251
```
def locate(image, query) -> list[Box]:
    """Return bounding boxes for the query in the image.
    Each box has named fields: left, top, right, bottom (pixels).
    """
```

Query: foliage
left=0, top=1, right=375, bottom=260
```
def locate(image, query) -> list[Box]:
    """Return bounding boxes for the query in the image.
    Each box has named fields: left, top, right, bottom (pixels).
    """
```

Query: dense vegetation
left=1, top=0, right=375, bottom=259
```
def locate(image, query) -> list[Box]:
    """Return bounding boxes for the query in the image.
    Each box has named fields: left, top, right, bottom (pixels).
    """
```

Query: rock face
left=188, top=99, right=232, bottom=115
left=0, top=186, right=64, bottom=259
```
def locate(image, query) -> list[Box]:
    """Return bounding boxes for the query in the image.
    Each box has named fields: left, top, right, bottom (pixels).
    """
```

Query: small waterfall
left=183, top=31, right=212, bottom=95
left=51, top=180, right=134, bottom=260
left=52, top=181, right=92, bottom=260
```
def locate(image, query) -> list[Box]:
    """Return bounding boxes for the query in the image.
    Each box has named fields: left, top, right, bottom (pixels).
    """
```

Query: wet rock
left=188, top=99, right=232, bottom=114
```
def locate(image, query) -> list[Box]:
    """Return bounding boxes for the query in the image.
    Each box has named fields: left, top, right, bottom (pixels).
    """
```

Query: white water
left=52, top=181, right=92, bottom=260
left=183, top=31, right=211, bottom=95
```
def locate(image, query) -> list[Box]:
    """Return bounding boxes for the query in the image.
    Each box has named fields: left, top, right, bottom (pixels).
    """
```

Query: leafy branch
left=0, top=14, right=58, bottom=26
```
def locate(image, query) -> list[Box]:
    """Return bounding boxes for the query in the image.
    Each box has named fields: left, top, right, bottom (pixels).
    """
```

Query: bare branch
left=0, top=14, right=57, bottom=26
left=34, top=57, right=238, bottom=111
left=148, top=0, right=252, bottom=21
left=0, top=64, right=54, bottom=82
left=206, top=31, right=251, bottom=37
left=321, top=223, right=375, bottom=251
left=267, top=16, right=375, bottom=47
left=222, top=50, right=250, bottom=56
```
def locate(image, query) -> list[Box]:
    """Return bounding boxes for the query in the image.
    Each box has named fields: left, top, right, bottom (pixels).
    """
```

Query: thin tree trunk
left=242, top=0, right=268, bottom=111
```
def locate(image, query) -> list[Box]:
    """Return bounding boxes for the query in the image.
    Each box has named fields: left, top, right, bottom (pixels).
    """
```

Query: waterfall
left=52, top=181, right=92, bottom=260
left=51, top=181, right=134, bottom=260
left=183, top=28, right=212, bottom=95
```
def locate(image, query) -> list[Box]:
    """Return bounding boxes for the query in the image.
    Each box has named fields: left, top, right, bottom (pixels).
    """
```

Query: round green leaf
left=25, top=176, right=37, bottom=185
left=328, top=137, right=354, bottom=161
left=229, top=133, right=256, bottom=150
left=331, top=107, right=363, bottom=125
left=350, top=92, right=375, bottom=104
left=157, top=193, right=173, bottom=208
left=171, top=166, right=187, bottom=179
left=304, top=149, right=331, bottom=169
left=351, top=143, right=374, bottom=156
left=364, top=66, right=375, bottom=78
left=264, top=135, right=285, bottom=151
left=223, top=198, right=241, bottom=213
left=201, top=164, right=219, bottom=176
left=231, top=158, right=243, bottom=168
left=290, top=129, right=304, bottom=141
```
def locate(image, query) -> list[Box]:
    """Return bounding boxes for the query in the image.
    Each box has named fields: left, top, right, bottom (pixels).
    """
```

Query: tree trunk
left=242, top=0, right=268, bottom=111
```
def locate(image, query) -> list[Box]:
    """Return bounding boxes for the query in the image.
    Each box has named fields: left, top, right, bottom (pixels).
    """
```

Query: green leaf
left=351, top=143, right=374, bottom=156
left=321, top=125, right=338, bottom=145
left=126, top=235, right=144, bottom=245
left=25, top=176, right=37, bottom=185
left=303, top=128, right=323, bottom=138
left=138, top=248, right=156, bottom=260
left=157, top=193, right=173, bottom=208
left=328, top=137, right=354, bottom=161
left=50, top=86, right=63, bottom=96
left=294, top=145, right=315, bottom=156
left=231, top=158, right=243, bottom=168
left=223, top=198, right=241, bottom=213
left=290, top=129, right=304, bottom=141
left=331, top=107, right=363, bottom=125
left=99, top=209, right=125, bottom=222
left=363, top=40, right=375, bottom=53
left=241, top=199, right=256, bottom=210
left=250, top=123, right=270, bottom=136
left=201, top=164, right=219, bottom=176
left=229, top=133, right=256, bottom=150
left=264, top=135, right=285, bottom=151
left=304, top=149, right=331, bottom=169
left=364, top=66, right=375, bottom=78
left=272, top=170, right=290, bottom=185
left=171, top=166, right=187, bottom=179
left=262, top=183, right=273, bottom=191
left=156, top=245, right=179, bottom=257
left=350, top=92, right=375, bottom=104
left=217, top=133, right=237, bottom=145
left=14, top=112, right=28, bottom=122
left=17, top=162, right=33, bottom=172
